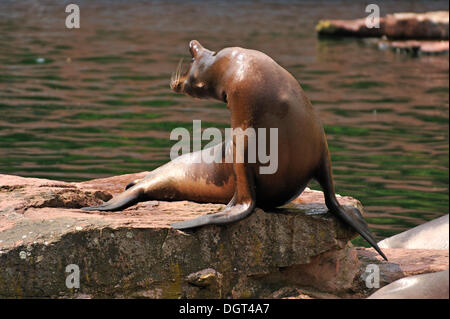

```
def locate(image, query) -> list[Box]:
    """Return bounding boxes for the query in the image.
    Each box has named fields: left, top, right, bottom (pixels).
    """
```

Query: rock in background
left=316, top=11, right=449, bottom=55
left=384, top=11, right=449, bottom=40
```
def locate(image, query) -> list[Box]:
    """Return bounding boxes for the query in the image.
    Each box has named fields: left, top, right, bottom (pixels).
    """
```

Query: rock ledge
left=0, top=173, right=361, bottom=298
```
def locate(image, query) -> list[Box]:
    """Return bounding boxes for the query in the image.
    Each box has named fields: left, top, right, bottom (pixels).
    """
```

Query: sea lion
left=82, top=40, right=387, bottom=260
left=378, top=214, right=449, bottom=250
left=368, top=270, right=449, bottom=299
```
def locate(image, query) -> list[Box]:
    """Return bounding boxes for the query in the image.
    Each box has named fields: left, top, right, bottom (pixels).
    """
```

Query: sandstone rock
left=316, top=18, right=385, bottom=38
left=356, top=247, right=449, bottom=296
left=317, top=11, right=449, bottom=40
left=276, top=246, right=450, bottom=299
left=0, top=173, right=362, bottom=298
left=377, top=39, right=449, bottom=55
left=184, top=268, right=223, bottom=298
left=384, top=11, right=449, bottom=40
left=378, top=214, right=449, bottom=250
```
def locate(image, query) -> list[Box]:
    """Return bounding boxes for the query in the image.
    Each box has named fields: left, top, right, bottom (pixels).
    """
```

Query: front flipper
left=172, top=200, right=255, bottom=229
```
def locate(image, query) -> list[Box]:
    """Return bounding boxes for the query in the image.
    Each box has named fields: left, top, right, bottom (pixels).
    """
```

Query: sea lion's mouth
left=170, top=59, right=187, bottom=93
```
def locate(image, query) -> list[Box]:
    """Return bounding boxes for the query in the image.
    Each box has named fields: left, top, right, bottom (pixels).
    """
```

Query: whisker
left=176, top=58, right=183, bottom=82
left=170, top=58, right=184, bottom=90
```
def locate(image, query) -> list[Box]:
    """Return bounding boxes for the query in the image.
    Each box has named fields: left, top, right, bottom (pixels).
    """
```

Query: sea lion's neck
left=211, top=51, right=248, bottom=104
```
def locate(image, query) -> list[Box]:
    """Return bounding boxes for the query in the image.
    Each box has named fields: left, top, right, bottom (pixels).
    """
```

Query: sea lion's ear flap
left=189, top=40, right=204, bottom=58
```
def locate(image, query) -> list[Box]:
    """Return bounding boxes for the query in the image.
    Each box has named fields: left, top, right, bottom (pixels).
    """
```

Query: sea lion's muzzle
left=170, top=59, right=187, bottom=93
left=170, top=78, right=184, bottom=93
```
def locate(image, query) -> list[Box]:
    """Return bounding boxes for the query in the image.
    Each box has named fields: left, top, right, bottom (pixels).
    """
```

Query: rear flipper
left=316, top=150, right=388, bottom=261
left=171, top=201, right=255, bottom=229
left=172, top=158, right=256, bottom=230
left=81, top=188, right=140, bottom=211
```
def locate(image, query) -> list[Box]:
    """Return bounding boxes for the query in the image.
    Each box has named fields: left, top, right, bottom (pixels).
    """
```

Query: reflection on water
left=0, top=0, right=448, bottom=242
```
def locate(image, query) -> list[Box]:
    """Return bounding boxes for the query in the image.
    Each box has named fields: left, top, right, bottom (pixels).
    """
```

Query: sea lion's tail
left=315, top=150, right=388, bottom=261
left=81, top=187, right=140, bottom=212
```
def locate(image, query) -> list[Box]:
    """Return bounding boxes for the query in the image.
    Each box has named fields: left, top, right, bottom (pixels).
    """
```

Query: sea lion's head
left=171, top=40, right=224, bottom=101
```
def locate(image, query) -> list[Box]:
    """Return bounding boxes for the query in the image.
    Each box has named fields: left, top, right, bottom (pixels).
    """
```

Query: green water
left=0, top=0, right=448, bottom=242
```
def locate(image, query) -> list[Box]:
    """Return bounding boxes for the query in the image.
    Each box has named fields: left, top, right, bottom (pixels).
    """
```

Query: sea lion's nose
left=170, top=80, right=180, bottom=92
left=170, top=77, right=185, bottom=93
left=175, top=81, right=183, bottom=92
